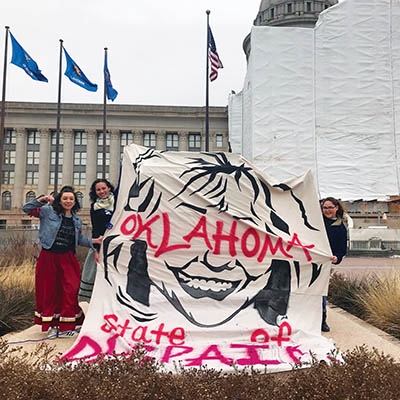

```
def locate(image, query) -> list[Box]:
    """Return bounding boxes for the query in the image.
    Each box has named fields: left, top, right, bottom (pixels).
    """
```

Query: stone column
left=179, top=131, right=187, bottom=151
left=209, top=132, right=216, bottom=152
left=201, top=132, right=206, bottom=151
left=12, top=128, right=26, bottom=208
left=84, top=129, right=97, bottom=208
left=37, top=128, right=50, bottom=195
left=156, top=130, right=165, bottom=151
left=62, top=129, right=74, bottom=186
left=133, top=130, right=142, bottom=146
left=110, top=129, right=120, bottom=186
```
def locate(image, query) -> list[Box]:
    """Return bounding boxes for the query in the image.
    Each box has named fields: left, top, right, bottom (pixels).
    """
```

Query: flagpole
left=54, top=39, right=63, bottom=195
left=0, top=26, right=10, bottom=201
left=103, top=48, right=107, bottom=179
left=205, top=10, right=210, bottom=152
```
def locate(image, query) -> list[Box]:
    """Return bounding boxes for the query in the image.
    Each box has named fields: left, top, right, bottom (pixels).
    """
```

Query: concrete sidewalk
left=323, top=304, right=400, bottom=362
left=4, top=303, right=400, bottom=364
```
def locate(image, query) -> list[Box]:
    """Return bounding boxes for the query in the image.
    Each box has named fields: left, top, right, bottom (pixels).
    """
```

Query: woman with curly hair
left=78, top=178, right=115, bottom=303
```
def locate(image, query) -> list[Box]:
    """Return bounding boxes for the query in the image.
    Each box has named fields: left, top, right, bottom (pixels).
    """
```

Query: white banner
left=62, top=145, right=337, bottom=372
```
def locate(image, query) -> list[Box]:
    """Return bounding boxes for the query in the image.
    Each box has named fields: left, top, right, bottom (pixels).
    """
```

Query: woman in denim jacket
left=22, top=186, right=102, bottom=338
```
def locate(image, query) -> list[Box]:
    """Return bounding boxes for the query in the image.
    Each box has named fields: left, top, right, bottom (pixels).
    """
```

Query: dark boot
left=321, top=311, right=330, bottom=332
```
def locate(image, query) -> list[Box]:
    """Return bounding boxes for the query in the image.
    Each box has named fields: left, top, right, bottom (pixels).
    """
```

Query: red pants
left=35, top=250, right=85, bottom=332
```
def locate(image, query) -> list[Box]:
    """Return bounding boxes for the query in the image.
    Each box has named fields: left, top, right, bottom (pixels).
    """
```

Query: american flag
left=208, top=25, right=223, bottom=82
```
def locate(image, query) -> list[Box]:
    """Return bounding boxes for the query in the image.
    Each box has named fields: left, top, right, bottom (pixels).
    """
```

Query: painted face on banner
left=108, top=149, right=317, bottom=328
left=153, top=212, right=273, bottom=327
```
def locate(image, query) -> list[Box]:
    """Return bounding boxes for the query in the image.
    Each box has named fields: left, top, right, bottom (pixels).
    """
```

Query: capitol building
left=0, top=0, right=338, bottom=228
left=0, top=102, right=228, bottom=227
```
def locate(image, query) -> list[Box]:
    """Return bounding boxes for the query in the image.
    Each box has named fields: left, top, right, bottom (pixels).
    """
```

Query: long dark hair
left=52, top=186, right=81, bottom=214
left=89, top=179, right=115, bottom=203
left=321, top=197, right=345, bottom=219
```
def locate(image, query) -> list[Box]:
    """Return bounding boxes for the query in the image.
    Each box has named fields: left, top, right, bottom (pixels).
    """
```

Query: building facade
left=0, top=101, right=228, bottom=227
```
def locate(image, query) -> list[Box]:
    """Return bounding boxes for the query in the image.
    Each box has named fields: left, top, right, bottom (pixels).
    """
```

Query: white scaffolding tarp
left=229, top=0, right=400, bottom=200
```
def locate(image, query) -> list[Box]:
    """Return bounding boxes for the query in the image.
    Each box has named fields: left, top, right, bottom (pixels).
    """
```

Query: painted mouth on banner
left=171, top=269, right=241, bottom=300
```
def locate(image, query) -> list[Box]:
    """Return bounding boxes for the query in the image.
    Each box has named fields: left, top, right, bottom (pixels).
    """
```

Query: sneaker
left=47, top=327, right=59, bottom=339
left=58, top=329, right=80, bottom=339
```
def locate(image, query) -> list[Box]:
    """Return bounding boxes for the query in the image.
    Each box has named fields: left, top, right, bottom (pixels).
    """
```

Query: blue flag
left=104, top=52, right=118, bottom=101
left=63, top=48, right=97, bottom=92
left=9, top=32, right=48, bottom=82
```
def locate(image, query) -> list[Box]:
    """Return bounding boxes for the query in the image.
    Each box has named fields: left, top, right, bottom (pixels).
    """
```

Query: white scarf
left=93, top=193, right=114, bottom=211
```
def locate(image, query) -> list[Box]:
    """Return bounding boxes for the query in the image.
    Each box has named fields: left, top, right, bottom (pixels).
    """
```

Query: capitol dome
left=243, top=0, right=338, bottom=58
left=255, top=0, right=338, bottom=27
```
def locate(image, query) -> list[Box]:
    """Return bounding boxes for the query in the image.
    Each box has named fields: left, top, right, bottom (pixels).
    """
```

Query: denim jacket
left=22, top=199, right=93, bottom=251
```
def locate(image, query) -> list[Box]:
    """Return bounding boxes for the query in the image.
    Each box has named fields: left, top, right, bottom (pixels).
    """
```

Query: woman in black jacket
left=321, top=196, right=348, bottom=332
left=79, top=179, right=115, bottom=302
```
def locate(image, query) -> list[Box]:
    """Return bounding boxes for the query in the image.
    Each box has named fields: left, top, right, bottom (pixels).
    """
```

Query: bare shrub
left=328, top=271, right=378, bottom=319
left=0, top=233, right=38, bottom=268
left=0, top=342, right=399, bottom=399
left=0, top=263, right=35, bottom=335
left=355, top=273, right=400, bottom=339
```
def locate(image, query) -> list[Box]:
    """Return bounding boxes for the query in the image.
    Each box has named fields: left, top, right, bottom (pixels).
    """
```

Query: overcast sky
left=0, top=1, right=260, bottom=107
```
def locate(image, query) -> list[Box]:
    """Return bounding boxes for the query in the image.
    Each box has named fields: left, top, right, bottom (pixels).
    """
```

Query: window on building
left=97, top=132, right=110, bottom=146
left=26, top=171, right=39, bottom=185
left=96, top=171, right=110, bottom=180
left=2, top=191, right=11, bottom=210
left=2, top=171, right=14, bottom=185
left=74, top=131, right=87, bottom=145
left=51, top=131, right=64, bottom=145
left=76, top=191, right=83, bottom=207
left=97, top=152, right=110, bottom=166
left=50, top=151, right=64, bottom=165
left=287, top=3, right=292, bottom=13
left=270, top=7, right=275, bottom=18
left=97, top=131, right=110, bottom=177
left=49, top=172, right=63, bottom=185
left=5, top=129, right=16, bottom=145
left=27, top=130, right=40, bottom=145
left=25, top=191, right=36, bottom=202
left=188, top=133, right=201, bottom=151
left=143, top=131, right=156, bottom=148
left=21, top=220, right=32, bottom=229
left=166, top=132, right=179, bottom=151
left=306, top=2, right=312, bottom=12
left=49, top=131, right=63, bottom=187
left=0, top=220, right=6, bottom=229
left=4, top=150, right=16, bottom=164
left=216, top=134, right=224, bottom=148
left=27, top=151, right=40, bottom=165
left=120, top=131, right=134, bottom=147
left=74, top=151, right=87, bottom=166
left=73, top=171, right=86, bottom=186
